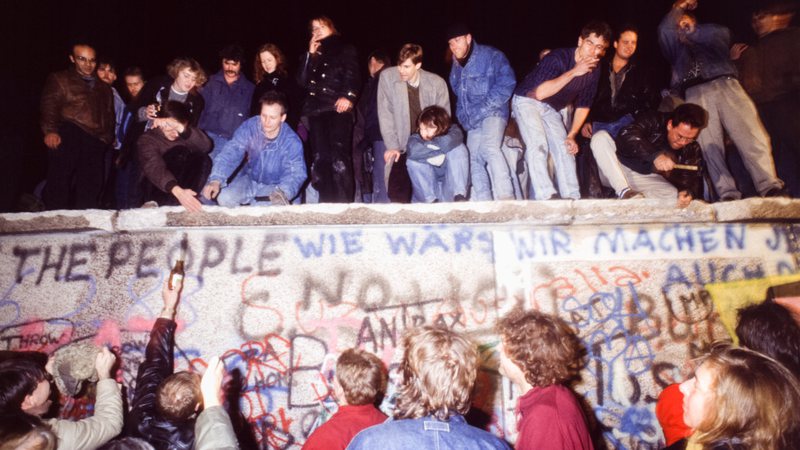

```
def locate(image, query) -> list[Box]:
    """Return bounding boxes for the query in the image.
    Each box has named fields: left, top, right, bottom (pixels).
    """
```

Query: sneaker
left=619, top=188, right=644, bottom=199
left=453, top=194, right=467, bottom=202
left=719, top=193, right=740, bottom=202
left=141, top=200, right=159, bottom=208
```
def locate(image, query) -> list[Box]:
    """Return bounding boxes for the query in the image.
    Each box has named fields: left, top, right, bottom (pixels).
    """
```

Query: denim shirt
left=449, top=41, right=516, bottom=131
left=658, top=8, right=737, bottom=90
left=199, top=71, right=255, bottom=138
left=208, top=118, right=306, bottom=199
left=407, top=126, right=465, bottom=162
left=347, top=414, right=511, bottom=450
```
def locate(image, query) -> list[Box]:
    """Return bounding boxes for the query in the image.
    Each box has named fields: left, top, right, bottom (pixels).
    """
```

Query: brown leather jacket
left=40, top=69, right=115, bottom=144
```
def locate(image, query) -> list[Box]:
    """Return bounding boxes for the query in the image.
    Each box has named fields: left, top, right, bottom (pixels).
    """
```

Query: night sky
left=0, top=0, right=773, bottom=208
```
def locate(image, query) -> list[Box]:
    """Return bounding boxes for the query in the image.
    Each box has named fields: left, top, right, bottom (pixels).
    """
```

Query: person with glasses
left=512, top=21, right=612, bottom=201
left=137, top=101, right=212, bottom=212
left=40, top=42, right=115, bottom=210
left=117, top=57, right=207, bottom=209
left=612, top=103, right=708, bottom=208
left=659, top=0, right=786, bottom=201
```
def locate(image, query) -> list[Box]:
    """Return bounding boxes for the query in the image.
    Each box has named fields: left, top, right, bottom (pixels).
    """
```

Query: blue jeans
left=513, top=95, right=580, bottom=200
left=217, top=174, right=276, bottom=207
left=466, top=116, right=514, bottom=201
left=592, top=114, right=634, bottom=139
left=206, top=131, right=231, bottom=161
left=406, top=144, right=469, bottom=202
left=370, top=140, right=390, bottom=203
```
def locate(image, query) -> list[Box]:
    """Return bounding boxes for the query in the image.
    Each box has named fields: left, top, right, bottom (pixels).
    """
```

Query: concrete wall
left=2, top=199, right=799, bottom=449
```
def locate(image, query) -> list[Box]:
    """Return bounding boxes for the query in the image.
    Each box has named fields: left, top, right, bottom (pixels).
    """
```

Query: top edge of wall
left=1, top=198, right=799, bottom=234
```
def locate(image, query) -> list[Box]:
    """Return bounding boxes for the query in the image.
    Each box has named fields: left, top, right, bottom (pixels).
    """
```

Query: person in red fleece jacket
left=496, top=309, right=595, bottom=450
left=302, top=348, right=387, bottom=450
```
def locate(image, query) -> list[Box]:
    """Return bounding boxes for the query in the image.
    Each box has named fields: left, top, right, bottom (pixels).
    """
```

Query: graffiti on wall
left=0, top=222, right=796, bottom=449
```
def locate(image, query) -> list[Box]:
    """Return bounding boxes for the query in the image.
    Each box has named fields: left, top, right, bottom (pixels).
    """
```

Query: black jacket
left=297, top=34, right=360, bottom=117
left=588, top=58, right=660, bottom=124
left=251, top=73, right=301, bottom=128
left=616, top=111, right=704, bottom=198
left=127, top=318, right=195, bottom=450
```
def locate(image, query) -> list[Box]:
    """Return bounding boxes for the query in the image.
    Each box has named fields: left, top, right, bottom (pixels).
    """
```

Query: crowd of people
left=35, top=0, right=799, bottom=213
left=1, top=277, right=799, bottom=450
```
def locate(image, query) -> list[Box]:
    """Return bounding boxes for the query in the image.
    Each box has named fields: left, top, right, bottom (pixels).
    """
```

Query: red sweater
left=302, top=404, right=387, bottom=450
left=515, top=384, right=594, bottom=450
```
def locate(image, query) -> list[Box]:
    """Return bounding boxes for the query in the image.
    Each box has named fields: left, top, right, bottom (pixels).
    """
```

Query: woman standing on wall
left=297, top=16, right=360, bottom=203
left=251, top=43, right=299, bottom=128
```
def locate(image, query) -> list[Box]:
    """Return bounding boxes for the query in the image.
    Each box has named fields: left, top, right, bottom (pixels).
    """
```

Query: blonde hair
left=394, top=326, right=477, bottom=421
left=692, top=344, right=800, bottom=450
left=156, top=371, right=202, bottom=422
left=336, top=348, right=387, bottom=405
left=166, top=57, right=208, bottom=87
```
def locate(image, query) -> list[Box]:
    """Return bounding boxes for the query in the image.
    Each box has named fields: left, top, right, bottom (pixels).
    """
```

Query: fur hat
left=50, top=343, right=100, bottom=396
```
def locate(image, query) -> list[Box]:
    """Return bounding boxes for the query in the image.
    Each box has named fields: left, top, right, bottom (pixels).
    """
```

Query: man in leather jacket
left=614, top=103, right=707, bottom=207
left=40, top=42, right=115, bottom=210
left=127, top=278, right=202, bottom=450
left=581, top=26, right=660, bottom=199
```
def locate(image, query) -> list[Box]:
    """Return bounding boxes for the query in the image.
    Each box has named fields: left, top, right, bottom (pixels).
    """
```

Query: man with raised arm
left=512, top=21, right=611, bottom=200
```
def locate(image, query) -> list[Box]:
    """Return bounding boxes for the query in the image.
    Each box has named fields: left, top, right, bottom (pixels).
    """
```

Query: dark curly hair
left=496, top=309, right=584, bottom=387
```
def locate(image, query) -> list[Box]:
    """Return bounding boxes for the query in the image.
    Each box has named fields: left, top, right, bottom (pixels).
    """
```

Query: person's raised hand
left=161, top=276, right=182, bottom=318
left=95, top=347, right=117, bottom=380
left=572, top=55, right=599, bottom=77
left=200, top=356, right=226, bottom=408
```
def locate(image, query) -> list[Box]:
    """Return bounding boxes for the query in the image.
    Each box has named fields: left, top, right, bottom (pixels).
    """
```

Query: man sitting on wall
left=202, top=91, right=306, bottom=207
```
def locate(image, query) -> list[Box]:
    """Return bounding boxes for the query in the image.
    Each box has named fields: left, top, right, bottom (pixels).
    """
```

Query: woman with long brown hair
left=250, top=43, right=291, bottom=118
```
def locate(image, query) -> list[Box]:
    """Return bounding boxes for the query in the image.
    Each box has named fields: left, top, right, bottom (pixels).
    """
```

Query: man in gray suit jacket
left=378, top=44, right=451, bottom=200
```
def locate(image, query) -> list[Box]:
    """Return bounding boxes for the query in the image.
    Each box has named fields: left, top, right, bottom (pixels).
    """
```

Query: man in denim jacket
left=447, top=24, right=516, bottom=201
left=347, top=326, right=510, bottom=450
left=659, top=0, right=785, bottom=201
left=202, top=91, right=306, bottom=206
